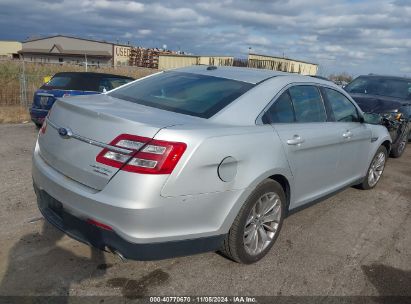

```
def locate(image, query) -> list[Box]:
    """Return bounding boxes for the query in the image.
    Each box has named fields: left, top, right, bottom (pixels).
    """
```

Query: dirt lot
left=0, top=123, right=409, bottom=297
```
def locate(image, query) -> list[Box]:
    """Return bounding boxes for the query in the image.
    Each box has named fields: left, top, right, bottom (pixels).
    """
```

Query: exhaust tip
left=107, top=247, right=127, bottom=262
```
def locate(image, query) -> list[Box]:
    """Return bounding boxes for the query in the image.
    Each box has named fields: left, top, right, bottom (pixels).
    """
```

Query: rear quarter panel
left=156, top=124, right=293, bottom=197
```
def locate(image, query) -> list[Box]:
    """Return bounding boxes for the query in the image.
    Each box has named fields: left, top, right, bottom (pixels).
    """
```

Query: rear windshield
left=108, top=71, right=254, bottom=118
left=41, top=74, right=133, bottom=92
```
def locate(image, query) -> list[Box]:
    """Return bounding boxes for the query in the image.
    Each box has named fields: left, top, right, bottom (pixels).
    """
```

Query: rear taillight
left=40, top=120, right=47, bottom=134
left=96, top=134, right=186, bottom=174
left=39, top=112, right=50, bottom=134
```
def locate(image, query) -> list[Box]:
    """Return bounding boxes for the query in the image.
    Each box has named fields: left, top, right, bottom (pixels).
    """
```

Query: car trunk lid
left=37, top=94, right=198, bottom=190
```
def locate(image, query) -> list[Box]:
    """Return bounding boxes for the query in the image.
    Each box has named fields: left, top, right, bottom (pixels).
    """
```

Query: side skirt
left=286, top=177, right=364, bottom=217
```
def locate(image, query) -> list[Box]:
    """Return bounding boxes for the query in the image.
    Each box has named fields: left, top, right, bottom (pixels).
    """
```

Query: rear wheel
left=359, top=146, right=387, bottom=190
left=220, top=179, right=285, bottom=264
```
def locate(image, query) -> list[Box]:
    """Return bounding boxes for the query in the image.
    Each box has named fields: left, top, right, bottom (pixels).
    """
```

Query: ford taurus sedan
left=32, top=66, right=391, bottom=264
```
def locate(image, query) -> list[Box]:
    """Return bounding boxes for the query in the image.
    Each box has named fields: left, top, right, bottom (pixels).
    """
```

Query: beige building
left=0, top=41, right=22, bottom=59
left=158, top=53, right=317, bottom=75
left=158, top=54, right=234, bottom=70
left=19, top=35, right=131, bottom=67
left=248, top=53, right=318, bottom=76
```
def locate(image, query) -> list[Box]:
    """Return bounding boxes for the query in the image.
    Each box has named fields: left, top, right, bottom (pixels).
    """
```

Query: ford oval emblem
left=58, top=128, right=68, bottom=136
left=58, top=127, right=72, bottom=138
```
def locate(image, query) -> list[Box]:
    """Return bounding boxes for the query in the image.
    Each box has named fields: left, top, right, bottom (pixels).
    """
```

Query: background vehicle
left=29, top=72, right=134, bottom=127
left=33, top=66, right=391, bottom=264
left=345, top=75, right=411, bottom=158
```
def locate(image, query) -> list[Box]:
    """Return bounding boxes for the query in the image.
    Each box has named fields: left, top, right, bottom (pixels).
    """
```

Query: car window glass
left=324, top=88, right=359, bottom=122
left=109, top=71, right=254, bottom=118
left=288, top=86, right=326, bottom=122
left=345, top=76, right=411, bottom=100
left=99, top=78, right=132, bottom=92
left=265, top=91, right=294, bottom=123
left=42, top=76, right=71, bottom=88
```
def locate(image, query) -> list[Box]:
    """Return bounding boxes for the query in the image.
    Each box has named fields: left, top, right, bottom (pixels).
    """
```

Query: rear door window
left=288, top=85, right=327, bottom=122
left=323, top=88, right=359, bottom=122
left=264, top=91, right=295, bottom=123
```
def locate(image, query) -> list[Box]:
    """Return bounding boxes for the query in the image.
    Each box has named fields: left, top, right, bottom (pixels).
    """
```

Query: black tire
left=390, top=130, right=408, bottom=158
left=359, top=146, right=388, bottom=190
left=220, top=179, right=286, bottom=264
left=34, top=123, right=42, bottom=129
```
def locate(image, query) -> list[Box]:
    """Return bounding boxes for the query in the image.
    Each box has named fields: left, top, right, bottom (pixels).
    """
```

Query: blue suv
left=30, top=72, right=134, bottom=127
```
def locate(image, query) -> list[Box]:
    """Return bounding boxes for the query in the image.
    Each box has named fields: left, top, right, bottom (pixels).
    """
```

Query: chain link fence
left=0, top=59, right=156, bottom=109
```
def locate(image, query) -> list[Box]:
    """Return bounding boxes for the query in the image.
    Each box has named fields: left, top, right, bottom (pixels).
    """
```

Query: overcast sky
left=0, top=0, right=410, bottom=76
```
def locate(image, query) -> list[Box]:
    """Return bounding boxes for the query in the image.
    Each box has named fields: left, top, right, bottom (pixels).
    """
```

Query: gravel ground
left=0, top=123, right=409, bottom=298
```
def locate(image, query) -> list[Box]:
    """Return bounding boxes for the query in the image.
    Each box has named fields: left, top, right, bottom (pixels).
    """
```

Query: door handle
left=287, top=135, right=305, bottom=145
left=342, top=131, right=353, bottom=139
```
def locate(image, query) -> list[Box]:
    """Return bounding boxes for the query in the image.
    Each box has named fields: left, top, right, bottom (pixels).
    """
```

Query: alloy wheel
left=368, top=151, right=386, bottom=187
left=243, top=192, right=281, bottom=256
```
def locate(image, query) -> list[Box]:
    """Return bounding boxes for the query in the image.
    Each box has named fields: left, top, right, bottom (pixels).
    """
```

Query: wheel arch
left=268, top=174, right=291, bottom=214
left=381, top=139, right=391, bottom=154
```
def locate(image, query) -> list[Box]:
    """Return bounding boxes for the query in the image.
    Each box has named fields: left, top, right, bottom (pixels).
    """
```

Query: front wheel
left=220, top=179, right=285, bottom=264
left=390, top=130, right=408, bottom=158
left=359, top=146, right=388, bottom=190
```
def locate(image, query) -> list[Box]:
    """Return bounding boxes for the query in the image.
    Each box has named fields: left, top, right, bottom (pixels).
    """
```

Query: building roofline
left=18, top=50, right=112, bottom=58
left=0, top=40, right=22, bottom=43
left=158, top=54, right=198, bottom=58
left=249, top=53, right=318, bottom=66
left=23, top=35, right=131, bottom=47
left=159, top=54, right=234, bottom=58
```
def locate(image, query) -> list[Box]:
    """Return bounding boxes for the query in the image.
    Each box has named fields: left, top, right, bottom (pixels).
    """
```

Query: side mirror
left=362, top=113, right=382, bottom=125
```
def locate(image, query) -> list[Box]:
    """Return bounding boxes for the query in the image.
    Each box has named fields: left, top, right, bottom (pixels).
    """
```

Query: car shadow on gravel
left=362, top=264, right=411, bottom=296
left=0, top=221, right=107, bottom=300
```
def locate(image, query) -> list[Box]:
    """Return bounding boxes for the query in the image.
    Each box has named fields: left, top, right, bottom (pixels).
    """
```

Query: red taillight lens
left=96, top=134, right=187, bottom=174
left=87, top=218, right=113, bottom=231
left=40, top=120, right=47, bottom=134
left=40, top=112, right=51, bottom=134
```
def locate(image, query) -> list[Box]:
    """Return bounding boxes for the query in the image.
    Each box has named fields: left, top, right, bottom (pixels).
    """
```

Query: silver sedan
left=32, top=66, right=391, bottom=264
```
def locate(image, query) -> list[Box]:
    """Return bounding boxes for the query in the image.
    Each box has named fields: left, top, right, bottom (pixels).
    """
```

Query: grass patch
left=0, top=106, right=31, bottom=124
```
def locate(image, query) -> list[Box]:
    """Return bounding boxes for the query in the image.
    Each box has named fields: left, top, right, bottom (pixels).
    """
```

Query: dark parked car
left=30, top=72, right=134, bottom=127
left=345, top=75, right=411, bottom=158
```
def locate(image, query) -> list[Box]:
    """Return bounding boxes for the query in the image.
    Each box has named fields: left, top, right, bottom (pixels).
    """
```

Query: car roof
left=172, top=65, right=294, bottom=84
left=53, top=72, right=134, bottom=80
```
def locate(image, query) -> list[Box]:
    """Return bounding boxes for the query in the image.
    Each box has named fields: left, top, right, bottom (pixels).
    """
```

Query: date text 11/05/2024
left=149, top=296, right=257, bottom=303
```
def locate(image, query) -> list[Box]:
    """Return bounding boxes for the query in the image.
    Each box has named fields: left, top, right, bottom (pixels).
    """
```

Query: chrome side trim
left=46, top=119, right=133, bottom=155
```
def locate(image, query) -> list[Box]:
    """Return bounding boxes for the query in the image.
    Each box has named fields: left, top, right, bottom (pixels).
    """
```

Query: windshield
left=108, top=71, right=254, bottom=118
left=345, top=76, right=411, bottom=100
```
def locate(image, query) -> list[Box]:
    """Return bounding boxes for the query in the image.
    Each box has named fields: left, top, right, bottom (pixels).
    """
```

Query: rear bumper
left=35, top=185, right=224, bottom=260
left=32, top=141, right=246, bottom=259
